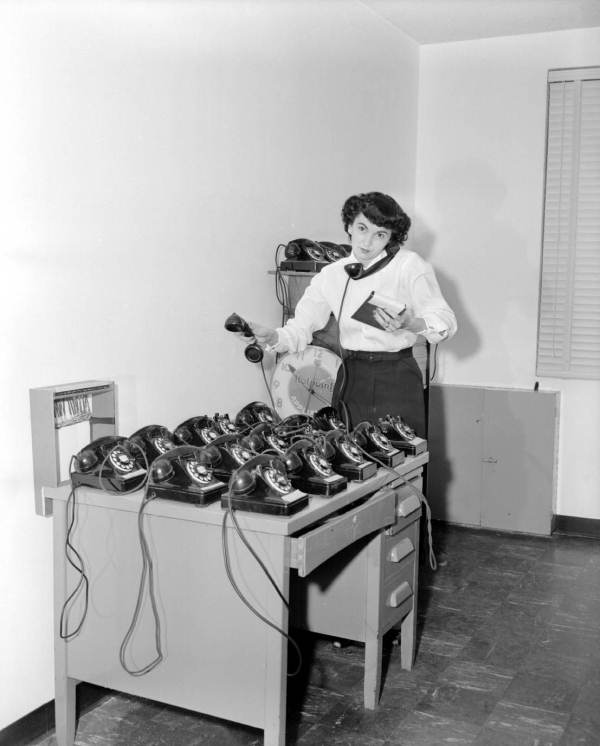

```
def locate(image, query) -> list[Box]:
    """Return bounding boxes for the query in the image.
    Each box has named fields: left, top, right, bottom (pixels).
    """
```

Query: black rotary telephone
left=313, top=406, right=347, bottom=432
left=208, top=433, right=256, bottom=482
left=377, top=415, right=428, bottom=455
left=221, top=454, right=309, bottom=515
left=174, top=416, right=221, bottom=447
left=235, top=401, right=279, bottom=429
left=212, top=412, right=240, bottom=436
left=274, top=414, right=316, bottom=445
left=282, top=437, right=347, bottom=496
left=129, top=425, right=181, bottom=464
left=248, top=422, right=289, bottom=455
left=279, top=238, right=329, bottom=272
left=323, top=429, right=378, bottom=482
left=352, top=421, right=405, bottom=467
left=147, top=445, right=226, bottom=505
left=224, top=313, right=264, bottom=363
left=71, top=435, right=147, bottom=492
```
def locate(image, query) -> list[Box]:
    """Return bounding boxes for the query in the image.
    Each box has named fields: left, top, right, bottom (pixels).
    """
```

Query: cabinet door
left=427, top=385, right=484, bottom=526
left=480, top=388, right=558, bottom=534
left=427, top=385, right=558, bottom=535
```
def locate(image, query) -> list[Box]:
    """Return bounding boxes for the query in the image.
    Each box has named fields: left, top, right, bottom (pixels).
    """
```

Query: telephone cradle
left=377, top=416, right=428, bottom=456
left=147, top=446, right=227, bottom=505
left=220, top=454, right=309, bottom=516
left=71, top=436, right=147, bottom=492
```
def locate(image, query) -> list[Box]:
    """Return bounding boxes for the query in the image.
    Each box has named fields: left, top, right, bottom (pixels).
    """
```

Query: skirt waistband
left=343, top=348, right=413, bottom=362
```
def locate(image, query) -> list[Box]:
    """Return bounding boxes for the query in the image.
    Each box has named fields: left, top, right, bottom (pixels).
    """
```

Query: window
left=536, top=67, right=600, bottom=379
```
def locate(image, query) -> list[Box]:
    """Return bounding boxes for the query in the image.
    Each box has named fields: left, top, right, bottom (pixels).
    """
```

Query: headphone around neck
left=343, top=245, right=399, bottom=280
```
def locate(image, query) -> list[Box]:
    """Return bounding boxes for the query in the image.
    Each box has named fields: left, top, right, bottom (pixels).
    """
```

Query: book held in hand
left=351, top=291, right=406, bottom=330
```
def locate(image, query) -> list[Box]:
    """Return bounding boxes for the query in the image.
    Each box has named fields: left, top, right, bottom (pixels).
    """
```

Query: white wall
left=0, top=0, right=419, bottom=729
left=415, top=27, right=600, bottom=519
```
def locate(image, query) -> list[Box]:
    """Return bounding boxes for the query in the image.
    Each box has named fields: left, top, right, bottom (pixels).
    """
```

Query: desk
left=45, top=454, right=426, bottom=746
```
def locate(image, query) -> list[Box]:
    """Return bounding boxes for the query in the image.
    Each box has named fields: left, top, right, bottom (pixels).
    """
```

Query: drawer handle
left=397, top=493, right=420, bottom=517
left=387, top=581, right=412, bottom=608
left=388, top=537, right=414, bottom=563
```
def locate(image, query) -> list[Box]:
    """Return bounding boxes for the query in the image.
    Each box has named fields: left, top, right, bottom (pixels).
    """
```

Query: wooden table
left=45, top=453, right=426, bottom=746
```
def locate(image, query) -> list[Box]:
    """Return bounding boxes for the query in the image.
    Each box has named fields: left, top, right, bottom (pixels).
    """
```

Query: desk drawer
left=290, top=488, right=396, bottom=577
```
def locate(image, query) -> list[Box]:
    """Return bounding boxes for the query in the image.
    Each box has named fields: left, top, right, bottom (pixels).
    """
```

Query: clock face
left=270, top=345, right=342, bottom=418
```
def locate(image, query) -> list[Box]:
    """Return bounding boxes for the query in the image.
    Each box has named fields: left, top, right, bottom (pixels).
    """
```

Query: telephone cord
left=118, top=491, right=164, bottom=676
left=59, top=476, right=90, bottom=640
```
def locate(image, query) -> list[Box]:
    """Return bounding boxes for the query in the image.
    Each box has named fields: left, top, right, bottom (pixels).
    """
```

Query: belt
left=344, top=348, right=413, bottom=362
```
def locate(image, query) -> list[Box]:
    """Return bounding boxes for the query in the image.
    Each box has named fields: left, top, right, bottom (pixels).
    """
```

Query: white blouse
left=273, top=248, right=457, bottom=354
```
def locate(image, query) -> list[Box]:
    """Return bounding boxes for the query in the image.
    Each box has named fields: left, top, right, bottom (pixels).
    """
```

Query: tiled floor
left=29, top=523, right=600, bottom=745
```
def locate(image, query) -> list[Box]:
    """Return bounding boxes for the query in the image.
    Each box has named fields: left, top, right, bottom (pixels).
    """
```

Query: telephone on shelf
left=313, top=406, right=346, bottom=432
left=235, top=401, right=279, bottom=430
left=221, top=454, right=309, bottom=515
left=283, top=438, right=347, bottom=496
left=377, top=415, right=428, bottom=455
left=323, top=429, right=378, bottom=482
left=71, top=436, right=147, bottom=492
left=174, top=416, right=221, bottom=447
left=147, top=445, right=226, bottom=505
left=280, top=238, right=328, bottom=272
left=317, top=241, right=351, bottom=263
left=129, top=425, right=180, bottom=463
left=352, top=421, right=405, bottom=468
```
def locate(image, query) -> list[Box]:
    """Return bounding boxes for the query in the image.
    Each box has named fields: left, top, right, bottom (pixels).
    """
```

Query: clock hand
left=286, top=365, right=330, bottom=406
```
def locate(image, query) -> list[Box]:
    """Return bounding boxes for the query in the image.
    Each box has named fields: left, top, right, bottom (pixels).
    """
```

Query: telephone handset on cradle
left=235, top=401, right=279, bottom=430
left=377, top=415, right=428, bottom=455
left=174, top=416, right=221, bottom=447
left=224, top=313, right=264, bottom=363
left=248, top=422, right=288, bottom=455
left=147, top=445, right=226, bottom=505
left=275, top=414, right=316, bottom=445
left=283, top=438, right=347, bottom=496
left=221, top=454, right=309, bottom=515
left=212, top=412, right=240, bottom=436
left=280, top=238, right=328, bottom=272
left=352, top=421, right=405, bottom=467
left=323, top=429, right=378, bottom=482
left=71, top=436, right=147, bottom=492
left=209, top=433, right=256, bottom=481
left=129, top=425, right=180, bottom=463
left=313, top=406, right=346, bottom=432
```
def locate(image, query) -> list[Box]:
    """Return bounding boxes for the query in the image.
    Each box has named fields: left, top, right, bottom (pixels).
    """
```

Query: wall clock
left=270, top=345, right=342, bottom=418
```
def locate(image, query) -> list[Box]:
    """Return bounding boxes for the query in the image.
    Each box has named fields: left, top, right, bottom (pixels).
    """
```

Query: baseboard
left=0, top=684, right=108, bottom=746
left=553, top=514, right=600, bottom=539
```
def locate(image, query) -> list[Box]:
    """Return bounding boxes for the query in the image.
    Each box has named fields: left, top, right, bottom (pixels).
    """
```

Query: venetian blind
left=536, top=67, right=600, bottom=379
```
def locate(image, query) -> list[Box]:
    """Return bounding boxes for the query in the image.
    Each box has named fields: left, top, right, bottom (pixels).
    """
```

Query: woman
left=250, top=192, right=457, bottom=436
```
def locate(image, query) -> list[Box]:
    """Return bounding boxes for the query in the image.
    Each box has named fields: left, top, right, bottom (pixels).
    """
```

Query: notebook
left=351, top=291, right=406, bottom=330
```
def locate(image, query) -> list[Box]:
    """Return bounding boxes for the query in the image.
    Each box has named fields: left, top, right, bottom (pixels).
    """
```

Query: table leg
left=363, top=633, right=383, bottom=709
left=52, top=498, right=77, bottom=746
left=54, top=676, right=77, bottom=746
left=400, top=606, right=416, bottom=670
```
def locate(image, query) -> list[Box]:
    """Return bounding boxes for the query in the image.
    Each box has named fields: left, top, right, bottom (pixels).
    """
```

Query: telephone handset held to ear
left=71, top=435, right=147, bottom=492
left=221, top=454, right=309, bottom=515
left=344, top=244, right=399, bottom=281
left=147, top=445, right=226, bottom=504
left=224, top=313, right=264, bottom=363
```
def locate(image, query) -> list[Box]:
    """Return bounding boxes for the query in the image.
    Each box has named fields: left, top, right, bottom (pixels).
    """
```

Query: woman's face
left=348, top=213, right=392, bottom=264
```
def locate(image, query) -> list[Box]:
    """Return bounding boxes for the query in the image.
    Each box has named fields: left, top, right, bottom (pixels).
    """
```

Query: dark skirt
left=331, top=349, right=426, bottom=436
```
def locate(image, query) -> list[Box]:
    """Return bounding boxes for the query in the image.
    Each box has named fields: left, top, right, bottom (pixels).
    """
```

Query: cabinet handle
left=388, top=537, right=414, bottom=563
left=387, top=581, right=412, bottom=608
left=397, top=493, right=420, bottom=517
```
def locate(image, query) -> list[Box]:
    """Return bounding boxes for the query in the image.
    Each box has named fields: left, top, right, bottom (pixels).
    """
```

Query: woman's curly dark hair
left=341, top=192, right=411, bottom=247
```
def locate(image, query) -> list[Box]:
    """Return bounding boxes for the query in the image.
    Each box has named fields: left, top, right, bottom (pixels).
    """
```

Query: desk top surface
left=44, top=452, right=428, bottom=537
